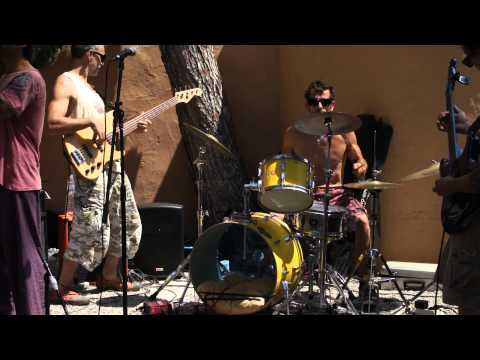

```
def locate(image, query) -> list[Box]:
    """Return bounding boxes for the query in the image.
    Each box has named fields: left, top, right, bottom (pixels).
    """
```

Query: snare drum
left=291, top=201, right=348, bottom=241
left=257, top=154, right=314, bottom=214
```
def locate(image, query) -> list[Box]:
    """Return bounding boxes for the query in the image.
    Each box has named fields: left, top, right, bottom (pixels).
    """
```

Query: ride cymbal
left=294, top=112, right=362, bottom=136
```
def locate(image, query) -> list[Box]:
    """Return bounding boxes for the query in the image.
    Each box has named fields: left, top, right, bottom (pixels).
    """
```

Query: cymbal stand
left=341, top=131, right=411, bottom=314
left=147, top=146, right=207, bottom=304
left=304, top=115, right=357, bottom=314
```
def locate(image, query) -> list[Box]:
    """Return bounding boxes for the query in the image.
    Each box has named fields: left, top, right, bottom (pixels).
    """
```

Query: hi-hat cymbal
left=294, top=112, right=362, bottom=136
left=182, top=123, right=234, bottom=158
left=343, top=180, right=401, bottom=190
left=399, top=162, right=440, bottom=182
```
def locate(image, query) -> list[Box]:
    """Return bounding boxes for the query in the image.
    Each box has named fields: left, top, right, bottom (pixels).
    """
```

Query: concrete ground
left=49, top=274, right=458, bottom=316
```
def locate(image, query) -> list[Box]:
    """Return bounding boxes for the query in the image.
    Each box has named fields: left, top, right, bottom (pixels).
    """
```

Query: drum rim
left=302, top=231, right=345, bottom=241
left=260, top=153, right=310, bottom=166
left=307, top=201, right=349, bottom=214
left=303, top=207, right=349, bottom=215
left=260, top=184, right=312, bottom=193
left=258, top=188, right=314, bottom=214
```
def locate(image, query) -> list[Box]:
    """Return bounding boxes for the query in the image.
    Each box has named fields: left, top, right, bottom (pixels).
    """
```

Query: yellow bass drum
left=190, top=212, right=303, bottom=315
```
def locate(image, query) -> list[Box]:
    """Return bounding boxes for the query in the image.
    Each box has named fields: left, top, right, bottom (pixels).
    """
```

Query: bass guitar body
left=63, top=110, right=121, bottom=181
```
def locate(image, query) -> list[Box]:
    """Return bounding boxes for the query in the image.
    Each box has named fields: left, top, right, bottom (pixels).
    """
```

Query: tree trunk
left=159, top=45, right=248, bottom=230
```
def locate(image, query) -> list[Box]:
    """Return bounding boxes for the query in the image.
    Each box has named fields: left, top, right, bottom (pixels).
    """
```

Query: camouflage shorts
left=64, top=161, right=142, bottom=272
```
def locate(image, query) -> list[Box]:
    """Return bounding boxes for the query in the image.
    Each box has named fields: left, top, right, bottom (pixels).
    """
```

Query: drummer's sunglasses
left=308, top=97, right=335, bottom=107
left=317, top=98, right=335, bottom=107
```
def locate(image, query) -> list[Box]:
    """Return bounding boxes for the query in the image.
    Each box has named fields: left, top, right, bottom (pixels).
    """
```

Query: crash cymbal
left=343, top=180, right=401, bottom=190
left=182, top=123, right=234, bottom=158
left=399, top=162, right=440, bottom=182
left=294, top=112, right=362, bottom=136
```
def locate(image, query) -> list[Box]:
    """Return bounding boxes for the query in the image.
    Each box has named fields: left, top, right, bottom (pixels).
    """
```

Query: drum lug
left=280, top=160, right=286, bottom=184
left=282, top=270, right=289, bottom=276
left=258, top=166, right=262, bottom=178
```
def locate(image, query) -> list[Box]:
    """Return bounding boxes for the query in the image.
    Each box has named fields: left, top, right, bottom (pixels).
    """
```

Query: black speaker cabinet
left=133, top=203, right=184, bottom=278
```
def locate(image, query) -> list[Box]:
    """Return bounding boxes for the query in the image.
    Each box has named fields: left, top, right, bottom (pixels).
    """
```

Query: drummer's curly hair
left=304, top=80, right=336, bottom=106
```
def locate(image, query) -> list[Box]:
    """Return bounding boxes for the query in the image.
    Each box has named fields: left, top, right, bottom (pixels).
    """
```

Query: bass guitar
left=63, top=88, right=202, bottom=181
left=440, top=59, right=480, bottom=234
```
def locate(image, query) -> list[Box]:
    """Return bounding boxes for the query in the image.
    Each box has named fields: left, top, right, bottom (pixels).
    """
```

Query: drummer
left=282, top=80, right=372, bottom=292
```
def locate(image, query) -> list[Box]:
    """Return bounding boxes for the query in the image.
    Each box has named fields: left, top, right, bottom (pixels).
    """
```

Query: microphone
left=114, top=47, right=136, bottom=61
left=455, top=73, right=471, bottom=85
left=450, top=58, right=471, bottom=86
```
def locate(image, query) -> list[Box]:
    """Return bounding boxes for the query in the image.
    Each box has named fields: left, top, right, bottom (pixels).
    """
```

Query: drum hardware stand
left=241, top=182, right=258, bottom=262
left=146, top=146, right=208, bottom=305
left=301, top=115, right=357, bottom=315
left=282, top=280, right=291, bottom=315
left=341, top=131, right=411, bottom=314
left=39, top=190, right=69, bottom=316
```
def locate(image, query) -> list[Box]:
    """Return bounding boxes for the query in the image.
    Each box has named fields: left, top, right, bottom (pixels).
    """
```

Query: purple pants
left=0, top=186, right=45, bottom=315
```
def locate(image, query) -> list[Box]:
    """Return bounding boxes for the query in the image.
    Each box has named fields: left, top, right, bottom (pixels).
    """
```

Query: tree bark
left=159, top=45, right=247, bottom=230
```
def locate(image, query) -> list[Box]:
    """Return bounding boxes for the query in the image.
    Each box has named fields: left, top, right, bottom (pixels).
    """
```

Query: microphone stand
left=317, top=115, right=333, bottom=311
left=39, top=190, right=69, bottom=315
left=102, top=57, right=129, bottom=316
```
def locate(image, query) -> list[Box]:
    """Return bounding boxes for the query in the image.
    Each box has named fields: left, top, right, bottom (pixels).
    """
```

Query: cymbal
left=399, top=162, right=440, bottom=182
left=182, top=123, right=234, bottom=158
left=343, top=180, right=401, bottom=190
left=294, top=112, right=362, bottom=136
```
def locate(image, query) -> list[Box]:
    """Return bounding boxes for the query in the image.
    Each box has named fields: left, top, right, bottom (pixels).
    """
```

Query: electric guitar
left=63, top=88, right=203, bottom=181
left=440, top=59, right=480, bottom=234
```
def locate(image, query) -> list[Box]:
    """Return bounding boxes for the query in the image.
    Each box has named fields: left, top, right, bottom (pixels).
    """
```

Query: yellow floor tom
left=258, top=154, right=314, bottom=213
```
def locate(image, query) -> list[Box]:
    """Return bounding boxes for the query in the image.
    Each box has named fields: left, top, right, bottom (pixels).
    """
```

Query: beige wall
left=219, top=45, right=281, bottom=178
left=219, top=45, right=480, bottom=263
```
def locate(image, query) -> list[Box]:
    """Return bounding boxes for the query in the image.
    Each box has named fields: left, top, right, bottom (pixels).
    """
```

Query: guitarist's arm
left=47, top=74, right=105, bottom=140
left=434, top=109, right=480, bottom=196
left=437, top=105, right=474, bottom=135
left=434, top=170, right=480, bottom=196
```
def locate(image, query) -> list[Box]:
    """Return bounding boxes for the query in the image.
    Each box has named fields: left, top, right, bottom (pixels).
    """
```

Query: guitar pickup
left=71, top=150, right=85, bottom=165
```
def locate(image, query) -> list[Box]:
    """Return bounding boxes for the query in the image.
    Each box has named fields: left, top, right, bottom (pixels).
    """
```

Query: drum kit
left=153, top=112, right=441, bottom=315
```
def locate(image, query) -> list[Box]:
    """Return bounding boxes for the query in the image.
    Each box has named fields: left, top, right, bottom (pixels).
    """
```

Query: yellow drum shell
left=258, top=155, right=313, bottom=213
